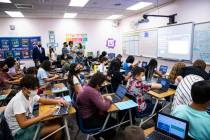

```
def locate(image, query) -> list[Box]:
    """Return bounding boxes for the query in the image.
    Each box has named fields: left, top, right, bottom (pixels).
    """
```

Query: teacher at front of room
left=32, top=42, right=46, bottom=68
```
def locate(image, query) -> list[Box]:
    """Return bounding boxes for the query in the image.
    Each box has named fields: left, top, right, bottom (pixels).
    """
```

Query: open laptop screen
left=116, top=85, right=127, bottom=98
left=159, top=65, right=168, bottom=74
left=156, top=113, right=189, bottom=140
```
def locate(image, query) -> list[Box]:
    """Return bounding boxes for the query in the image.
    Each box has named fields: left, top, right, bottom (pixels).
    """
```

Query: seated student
left=122, top=55, right=140, bottom=73
left=75, top=51, right=84, bottom=65
left=108, top=54, right=122, bottom=75
left=68, top=63, right=84, bottom=95
left=0, top=61, right=22, bottom=91
left=62, top=55, right=73, bottom=73
left=168, top=62, right=186, bottom=84
left=5, top=57, right=22, bottom=78
left=127, top=67, right=162, bottom=116
left=145, top=58, right=162, bottom=81
left=98, top=51, right=107, bottom=62
left=115, top=126, right=145, bottom=140
left=76, top=43, right=84, bottom=55
left=97, top=57, right=108, bottom=73
left=60, top=54, right=68, bottom=66
left=171, top=80, right=210, bottom=140
left=176, top=59, right=209, bottom=83
left=76, top=72, right=116, bottom=140
left=37, top=60, right=59, bottom=87
left=171, top=74, right=204, bottom=111
left=109, top=60, right=132, bottom=92
left=4, top=75, right=68, bottom=140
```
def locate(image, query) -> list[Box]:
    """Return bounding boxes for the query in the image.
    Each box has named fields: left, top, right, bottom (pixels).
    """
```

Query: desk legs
left=150, top=99, right=159, bottom=116
left=101, top=113, right=111, bottom=131
left=64, top=116, right=71, bottom=140
left=129, top=109, right=133, bottom=125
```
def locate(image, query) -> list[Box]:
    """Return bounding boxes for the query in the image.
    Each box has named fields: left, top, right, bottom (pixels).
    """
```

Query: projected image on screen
left=158, top=23, right=193, bottom=60
left=168, top=40, right=190, bottom=55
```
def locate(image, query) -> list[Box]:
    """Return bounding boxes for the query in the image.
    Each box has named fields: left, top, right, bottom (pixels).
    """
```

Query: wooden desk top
left=39, top=105, right=76, bottom=121
left=148, top=88, right=176, bottom=99
left=144, top=127, right=155, bottom=137
left=43, top=83, right=68, bottom=95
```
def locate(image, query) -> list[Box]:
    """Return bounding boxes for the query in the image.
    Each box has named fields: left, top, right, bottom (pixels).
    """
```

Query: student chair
left=0, top=112, right=41, bottom=140
left=74, top=105, right=102, bottom=140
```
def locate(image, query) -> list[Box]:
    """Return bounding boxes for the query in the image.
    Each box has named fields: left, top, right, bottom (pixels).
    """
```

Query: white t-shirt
left=4, top=91, right=40, bottom=135
left=8, top=66, right=16, bottom=76
left=97, top=63, right=106, bottom=73
left=37, top=68, right=49, bottom=86
left=73, top=75, right=80, bottom=85
left=171, top=74, right=204, bottom=111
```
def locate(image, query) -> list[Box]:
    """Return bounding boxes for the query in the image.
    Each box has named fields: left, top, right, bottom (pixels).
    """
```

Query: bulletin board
left=0, top=36, right=41, bottom=60
left=66, top=34, right=88, bottom=49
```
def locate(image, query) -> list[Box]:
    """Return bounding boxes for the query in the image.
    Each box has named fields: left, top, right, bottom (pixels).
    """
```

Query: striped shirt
left=171, top=74, right=204, bottom=111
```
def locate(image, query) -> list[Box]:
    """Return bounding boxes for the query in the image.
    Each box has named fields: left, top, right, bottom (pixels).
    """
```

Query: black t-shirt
left=111, top=71, right=124, bottom=92
left=180, top=66, right=209, bottom=80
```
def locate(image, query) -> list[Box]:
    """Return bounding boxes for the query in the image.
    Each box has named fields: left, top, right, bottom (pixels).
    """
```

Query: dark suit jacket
left=32, top=46, right=46, bottom=63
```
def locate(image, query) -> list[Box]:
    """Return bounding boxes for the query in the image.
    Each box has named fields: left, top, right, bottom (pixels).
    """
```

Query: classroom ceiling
left=0, top=0, right=174, bottom=19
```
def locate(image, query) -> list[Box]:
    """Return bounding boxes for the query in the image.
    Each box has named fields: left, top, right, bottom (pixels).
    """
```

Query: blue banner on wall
left=0, top=36, right=41, bottom=59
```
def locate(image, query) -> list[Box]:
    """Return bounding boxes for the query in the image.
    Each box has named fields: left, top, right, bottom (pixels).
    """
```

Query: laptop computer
left=111, top=85, right=127, bottom=103
left=159, top=65, right=168, bottom=74
left=141, top=61, right=148, bottom=68
left=152, top=78, right=170, bottom=94
left=146, top=112, right=189, bottom=140
left=53, top=96, right=72, bottom=116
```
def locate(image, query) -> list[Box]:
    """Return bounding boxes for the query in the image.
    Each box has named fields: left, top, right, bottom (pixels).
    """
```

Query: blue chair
left=74, top=105, right=102, bottom=140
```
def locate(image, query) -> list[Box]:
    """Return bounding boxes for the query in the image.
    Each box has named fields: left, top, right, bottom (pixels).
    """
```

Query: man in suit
left=32, top=43, right=46, bottom=67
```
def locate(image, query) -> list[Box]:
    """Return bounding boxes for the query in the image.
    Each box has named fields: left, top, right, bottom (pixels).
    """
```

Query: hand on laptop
left=104, top=96, right=112, bottom=101
left=57, top=99, right=68, bottom=107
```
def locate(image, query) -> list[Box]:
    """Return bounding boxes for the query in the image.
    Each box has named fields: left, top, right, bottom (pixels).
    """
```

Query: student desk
left=39, top=105, right=76, bottom=140
left=43, top=83, right=69, bottom=95
left=144, top=127, right=155, bottom=137
left=98, top=94, right=133, bottom=134
left=148, top=88, right=176, bottom=116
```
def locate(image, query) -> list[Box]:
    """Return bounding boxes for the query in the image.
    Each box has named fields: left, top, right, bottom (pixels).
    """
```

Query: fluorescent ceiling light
left=0, top=0, right=11, bottom=3
left=69, top=0, right=89, bottom=7
left=64, top=13, right=77, bottom=18
left=5, top=11, right=24, bottom=17
left=126, top=2, right=153, bottom=10
left=107, top=15, right=122, bottom=20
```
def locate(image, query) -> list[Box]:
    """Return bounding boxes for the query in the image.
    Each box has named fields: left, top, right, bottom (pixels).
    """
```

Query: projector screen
left=157, top=23, right=193, bottom=60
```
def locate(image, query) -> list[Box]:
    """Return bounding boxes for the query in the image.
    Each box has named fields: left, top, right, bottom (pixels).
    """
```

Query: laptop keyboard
left=152, top=89, right=168, bottom=94
left=57, top=106, right=68, bottom=115
left=146, top=131, right=173, bottom=140
left=111, top=95, right=120, bottom=103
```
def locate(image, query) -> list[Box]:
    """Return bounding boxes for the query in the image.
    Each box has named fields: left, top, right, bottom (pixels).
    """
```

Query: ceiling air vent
left=15, top=4, right=33, bottom=9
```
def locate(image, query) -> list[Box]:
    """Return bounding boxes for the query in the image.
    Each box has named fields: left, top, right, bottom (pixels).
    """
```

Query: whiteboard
left=157, top=23, right=193, bottom=60
left=122, top=34, right=140, bottom=56
left=193, top=22, right=210, bottom=64
left=139, top=30, right=157, bottom=58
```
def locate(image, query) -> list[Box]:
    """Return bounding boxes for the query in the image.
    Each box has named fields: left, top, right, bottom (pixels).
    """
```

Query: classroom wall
left=119, top=0, right=210, bottom=71
left=0, top=18, right=121, bottom=67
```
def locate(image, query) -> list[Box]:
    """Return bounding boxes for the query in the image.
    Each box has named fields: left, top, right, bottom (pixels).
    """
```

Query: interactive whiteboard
left=157, top=23, right=193, bottom=60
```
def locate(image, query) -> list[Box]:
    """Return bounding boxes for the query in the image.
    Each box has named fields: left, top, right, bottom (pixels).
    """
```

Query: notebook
left=146, top=112, right=189, bottom=140
left=115, top=100, right=138, bottom=110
